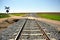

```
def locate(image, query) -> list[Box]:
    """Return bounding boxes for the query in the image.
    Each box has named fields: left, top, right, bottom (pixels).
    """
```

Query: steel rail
left=15, top=19, right=27, bottom=40
left=15, top=19, right=50, bottom=40
left=36, top=21, right=50, bottom=40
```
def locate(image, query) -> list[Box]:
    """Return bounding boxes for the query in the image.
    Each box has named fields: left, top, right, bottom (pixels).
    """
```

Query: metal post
left=5, top=6, right=10, bottom=14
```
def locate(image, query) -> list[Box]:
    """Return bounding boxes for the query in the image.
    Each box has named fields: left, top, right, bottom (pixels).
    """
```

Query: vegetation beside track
left=0, top=13, right=10, bottom=18
left=37, top=13, right=60, bottom=21
left=10, top=13, right=25, bottom=16
left=0, top=13, right=25, bottom=18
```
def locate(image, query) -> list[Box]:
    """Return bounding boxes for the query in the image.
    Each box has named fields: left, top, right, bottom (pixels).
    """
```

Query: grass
left=0, top=13, right=26, bottom=18
left=10, top=13, right=25, bottom=16
left=0, top=13, right=10, bottom=18
left=37, top=13, right=60, bottom=21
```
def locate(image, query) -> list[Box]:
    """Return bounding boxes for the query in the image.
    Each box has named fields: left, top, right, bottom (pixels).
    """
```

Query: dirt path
left=37, top=17, right=60, bottom=25
left=0, top=16, right=60, bottom=31
left=0, top=16, right=23, bottom=32
left=0, top=16, right=23, bottom=22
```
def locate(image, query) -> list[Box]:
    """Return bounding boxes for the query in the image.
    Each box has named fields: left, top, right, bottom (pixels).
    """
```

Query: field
left=0, top=13, right=60, bottom=21
left=0, top=13, right=10, bottom=18
left=0, top=13, right=25, bottom=18
left=10, top=13, right=25, bottom=16
left=37, top=12, right=60, bottom=21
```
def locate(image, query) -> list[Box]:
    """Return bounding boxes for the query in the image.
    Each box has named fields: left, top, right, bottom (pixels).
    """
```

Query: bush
left=0, top=13, right=10, bottom=18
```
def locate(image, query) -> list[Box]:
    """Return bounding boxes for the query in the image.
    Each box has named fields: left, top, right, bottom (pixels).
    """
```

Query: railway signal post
left=5, top=6, right=10, bottom=14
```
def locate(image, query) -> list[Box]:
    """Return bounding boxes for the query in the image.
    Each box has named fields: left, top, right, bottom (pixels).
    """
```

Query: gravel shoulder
left=37, top=17, right=60, bottom=31
left=0, top=16, right=23, bottom=32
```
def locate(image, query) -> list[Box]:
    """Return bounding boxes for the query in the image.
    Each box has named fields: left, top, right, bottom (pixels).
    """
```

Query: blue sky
left=0, top=0, right=60, bottom=13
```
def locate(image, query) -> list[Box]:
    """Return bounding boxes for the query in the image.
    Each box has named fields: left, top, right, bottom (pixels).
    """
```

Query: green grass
left=0, top=13, right=10, bottom=18
left=0, top=13, right=26, bottom=18
left=10, top=13, right=25, bottom=16
left=37, top=13, right=60, bottom=21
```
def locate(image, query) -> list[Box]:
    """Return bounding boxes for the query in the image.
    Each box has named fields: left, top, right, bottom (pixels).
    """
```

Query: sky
left=0, top=0, right=60, bottom=13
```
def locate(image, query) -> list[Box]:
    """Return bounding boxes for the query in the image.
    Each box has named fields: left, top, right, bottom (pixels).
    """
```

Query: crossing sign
left=5, top=6, right=10, bottom=9
left=5, top=6, right=10, bottom=13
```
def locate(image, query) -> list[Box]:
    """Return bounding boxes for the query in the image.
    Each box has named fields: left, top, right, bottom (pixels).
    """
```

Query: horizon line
left=0, top=11, right=60, bottom=13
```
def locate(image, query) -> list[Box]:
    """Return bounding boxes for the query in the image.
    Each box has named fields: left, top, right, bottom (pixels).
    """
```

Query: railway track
left=1, top=19, right=56, bottom=40
left=1, top=13, right=56, bottom=40
left=15, top=19, right=53, bottom=40
left=1, top=14, right=58, bottom=40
